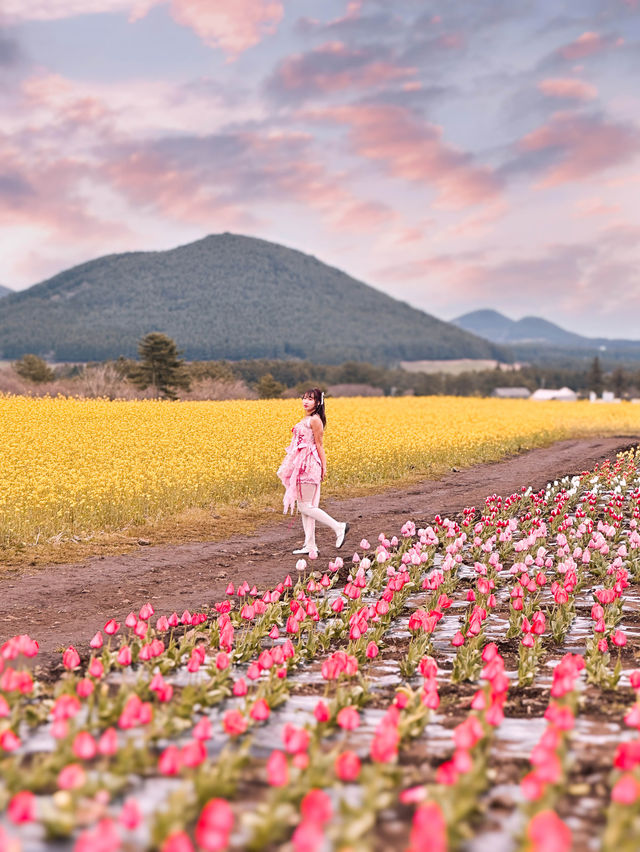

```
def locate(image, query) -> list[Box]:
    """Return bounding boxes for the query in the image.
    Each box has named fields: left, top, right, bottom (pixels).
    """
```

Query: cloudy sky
left=1, top=0, right=640, bottom=338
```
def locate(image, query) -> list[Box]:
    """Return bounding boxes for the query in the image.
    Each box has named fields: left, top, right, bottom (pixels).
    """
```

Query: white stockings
left=297, top=482, right=342, bottom=551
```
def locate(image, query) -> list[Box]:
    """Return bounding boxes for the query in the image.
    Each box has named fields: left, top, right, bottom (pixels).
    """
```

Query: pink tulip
left=139, top=603, right=154, bottom=620
left=88, top=657, right=104, bottom=678
left=0, top=729, right=21, bottom=751
left=314, top=700, right=330, bottom=723
left=335, top=750, right=361, bottom=781
left=104, top=619, right=120, bottom=635
left=57, top=763, right=86, bottom=790
left=195, top=798, right=234, bottom=852
left=282, top=724, right=310, bottom=755
left=72, top=731, right=97, bottom=760
left=161, top=832, right=195, bottom=852
left=250, top=699, right=270, bottom=721
left=336, top=706, right=360, bottom=730
left=452, top=631, right=465, bottom=647
left=266, top=750, right=289, bottom=786
left=611, top=773, right=640, bottom=804
left=159, top=745, right=182, bottom=776
left=119, top=798, right=142, bottom=830
left=223, top=710, right=247, bottom=737
left=181, top=739, right=207, bottom=768
left=98, top=727, right=119, bottom=756
left=526, top=810, right=572, bottom=852
left=193, top=717, right=212, bottom=740
left=612, top=630, right=627, bottom=647
left=90, top=631, right=103, bottom=649
left=300, top=788, right=332, bottom=824
left=7, top=791, right=36, bottom=824
left=62, top=645, right=81, bottom=670
left=117, top=645, right=132, bottom=666
left=76, top=678, right=94, bottom=698
left=232, top=679, right=248, bottom=697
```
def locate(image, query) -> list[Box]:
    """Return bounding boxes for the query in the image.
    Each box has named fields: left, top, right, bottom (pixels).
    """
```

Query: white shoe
left=293, top=547, right=311, bottom=555
left=336, top=522, right=349, bottom=549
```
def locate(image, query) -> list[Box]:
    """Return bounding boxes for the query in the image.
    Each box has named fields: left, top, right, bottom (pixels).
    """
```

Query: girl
left=277, top=387, right=349, bottom=555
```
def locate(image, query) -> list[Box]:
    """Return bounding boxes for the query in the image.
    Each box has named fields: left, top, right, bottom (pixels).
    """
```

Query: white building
left=530, top=387, right=578, bottom=402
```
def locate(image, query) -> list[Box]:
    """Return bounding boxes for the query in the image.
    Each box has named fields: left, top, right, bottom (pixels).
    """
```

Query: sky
left=1, top=0, right=640, bottom=339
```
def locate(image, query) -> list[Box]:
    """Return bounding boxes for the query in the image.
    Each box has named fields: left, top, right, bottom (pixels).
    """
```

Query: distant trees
left=587, top=356, right=604, bottom=396
left=129, top=333, right=191, bottom=400
left=256, top=373, right=285, bottom=399
left=13, top=354, right=55, bottom=383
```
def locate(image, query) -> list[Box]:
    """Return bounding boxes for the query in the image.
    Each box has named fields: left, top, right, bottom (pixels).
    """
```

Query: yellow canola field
left=1, top=394, right=640, bottom=546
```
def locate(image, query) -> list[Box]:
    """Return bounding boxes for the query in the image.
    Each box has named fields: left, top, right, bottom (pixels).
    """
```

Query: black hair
left=303, top=387, right=326, bottom=428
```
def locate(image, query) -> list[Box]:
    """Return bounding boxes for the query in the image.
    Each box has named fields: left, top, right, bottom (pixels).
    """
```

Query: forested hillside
left=0, top=234, right=504, bottom=365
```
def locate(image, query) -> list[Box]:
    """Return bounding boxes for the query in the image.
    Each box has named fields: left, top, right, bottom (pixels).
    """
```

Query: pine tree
left=587, top=356, right=604, bottom=396
left=256, top=373, right=285, bottom=399
left=13, top=354, right=55, bottom=383
left=130, top=333, right=191, bottom=399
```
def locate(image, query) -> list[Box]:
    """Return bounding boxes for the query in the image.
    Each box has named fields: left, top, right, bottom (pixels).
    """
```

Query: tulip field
left=2, top=394, right=640, bottom=550
left=2, top=449, right=640, bottom=851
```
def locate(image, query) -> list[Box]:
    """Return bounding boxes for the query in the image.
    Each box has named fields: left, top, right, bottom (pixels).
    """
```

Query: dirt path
left=1, top=435, right=637, bottom=673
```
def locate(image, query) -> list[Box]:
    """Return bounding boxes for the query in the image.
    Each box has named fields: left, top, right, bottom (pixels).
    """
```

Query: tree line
left=10, top=335, right=640, bottom=400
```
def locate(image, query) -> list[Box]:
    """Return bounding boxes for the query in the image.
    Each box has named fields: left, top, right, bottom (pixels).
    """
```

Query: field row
left=1, top=451, right=640, bottom=849
left=2, top=395, right=640, bottom=548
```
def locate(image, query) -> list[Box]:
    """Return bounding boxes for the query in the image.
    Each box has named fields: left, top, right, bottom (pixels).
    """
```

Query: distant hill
left=0, top=284, right=12, bottom=298
left=0, top=234, right=504, bottom=365
left=453, top=309, right=640, bottom=364
left=453, top=309, right=588, bottom=345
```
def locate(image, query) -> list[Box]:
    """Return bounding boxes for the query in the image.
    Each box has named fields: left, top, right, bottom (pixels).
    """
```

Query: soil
left=1, top=435, right=637, bottom=678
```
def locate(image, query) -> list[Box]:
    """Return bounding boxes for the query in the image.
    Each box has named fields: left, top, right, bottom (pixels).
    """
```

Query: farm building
left=491, top=387, right=531, bottom=399
left=530, top=387, right=578, bottom=402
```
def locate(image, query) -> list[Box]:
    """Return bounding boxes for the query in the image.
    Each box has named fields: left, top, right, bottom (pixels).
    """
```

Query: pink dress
left=277, top=416, right=323, bottom=514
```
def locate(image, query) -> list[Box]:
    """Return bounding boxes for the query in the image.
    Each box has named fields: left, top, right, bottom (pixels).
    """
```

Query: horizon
left=2, top=1, right=639, bottom=338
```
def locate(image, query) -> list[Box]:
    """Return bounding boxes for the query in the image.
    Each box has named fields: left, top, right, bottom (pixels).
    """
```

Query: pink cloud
left=519, top=112, right=640, bottom=187
left=560, top=32, right=608, bottom=60
left=163, top=0, right=284, bottom=58
left=270, top=42, right=416, bottom=96
left=538, top=77, right=597, bottom=101
left=312, top=105, right=503, bottom=210
left=4, top=0, right=283, bottom=57
left=573, top=197, right=622, bottom=218
left=437, top=32, right=466, bottom=50
left=0, top=144, right=131, bottom=250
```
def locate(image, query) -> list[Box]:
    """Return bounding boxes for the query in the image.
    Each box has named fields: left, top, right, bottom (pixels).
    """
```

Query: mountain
left=0, top=234, right=504, bottom=365
left=453, top=309, right=588, bottom=345
left=0, top=284, right=12, bottom=298
left=452, top=309, right=640, bottom=365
